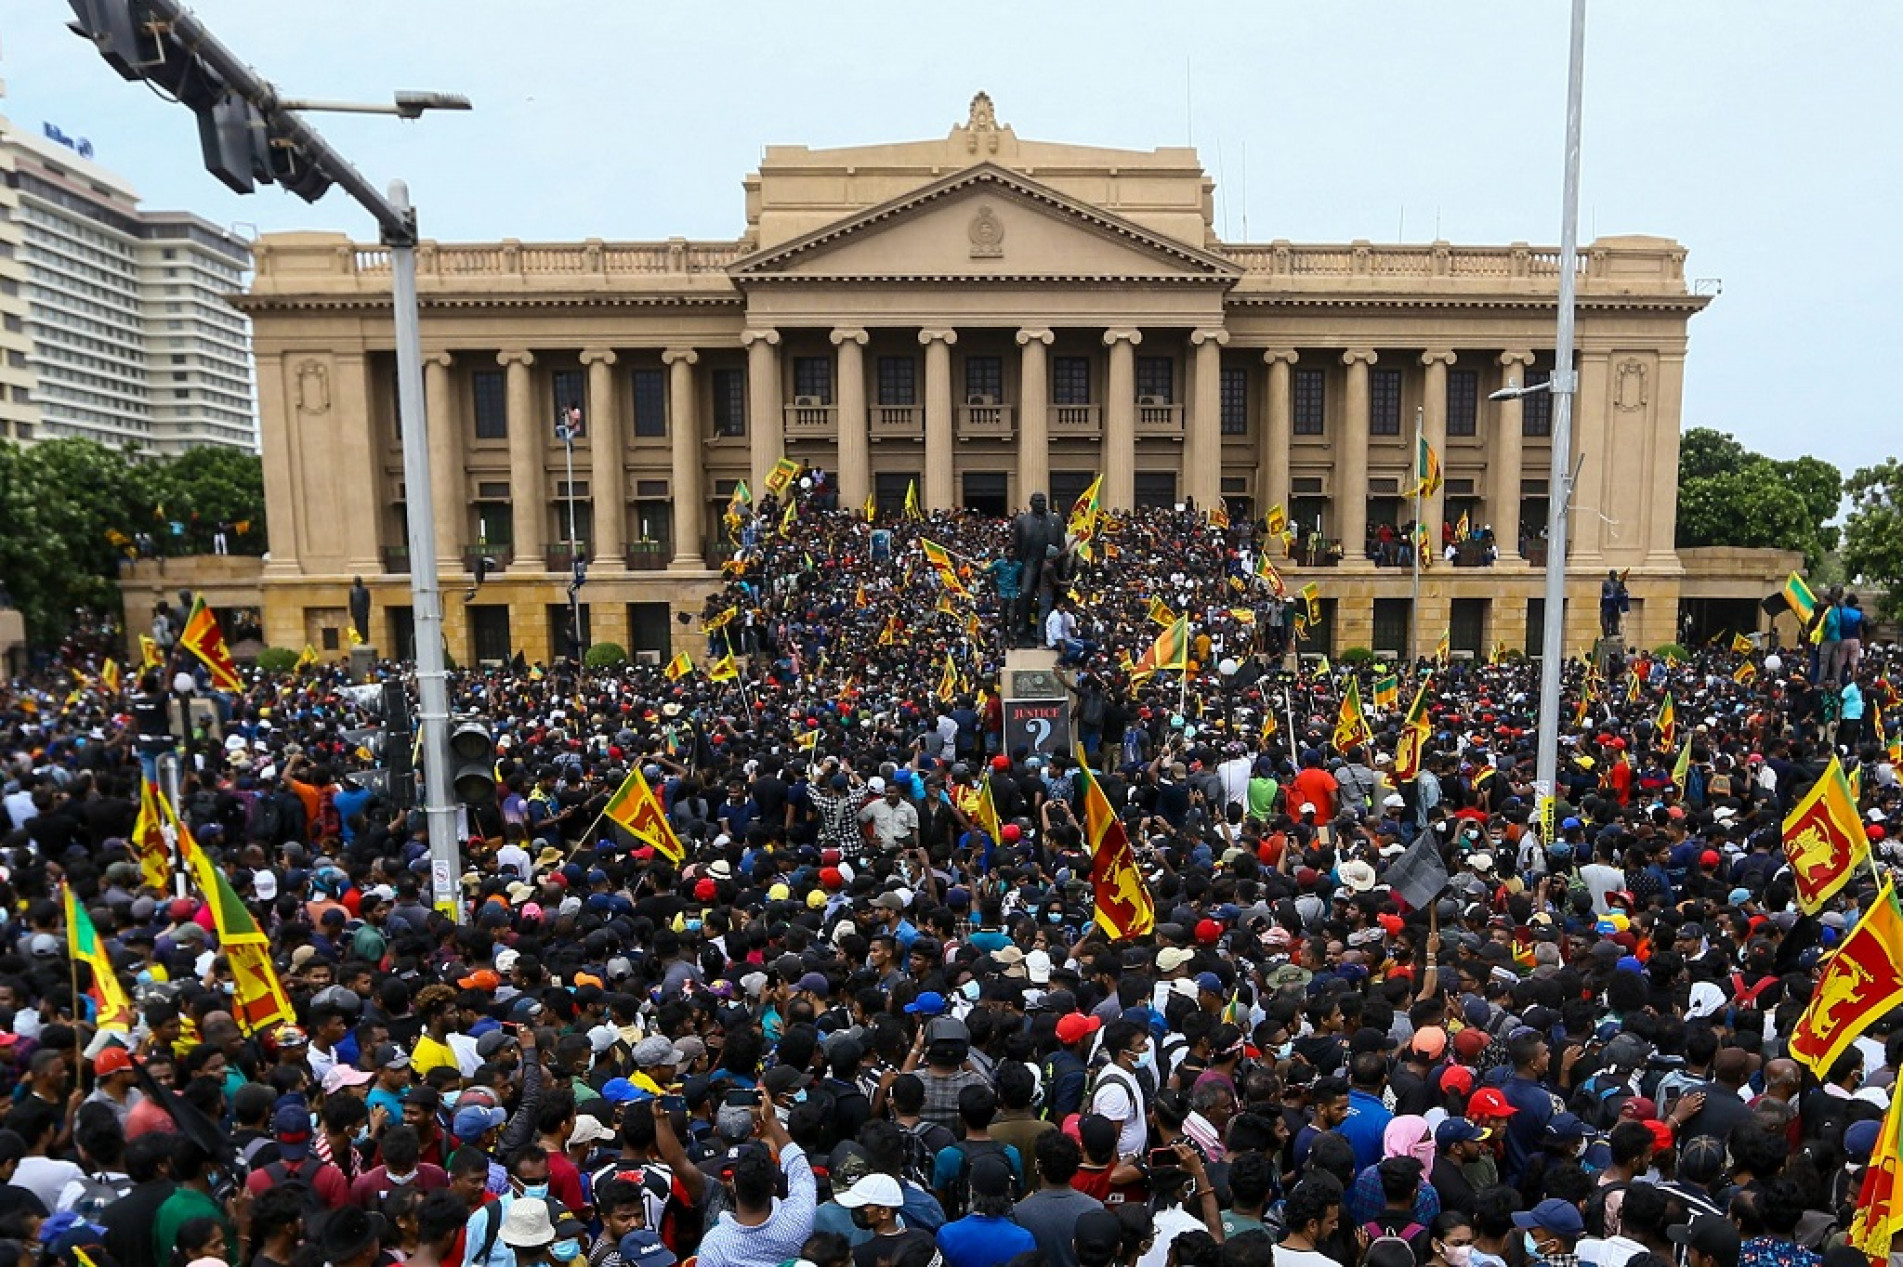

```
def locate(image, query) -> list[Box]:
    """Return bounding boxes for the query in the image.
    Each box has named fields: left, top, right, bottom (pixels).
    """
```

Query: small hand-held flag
left=602, top=766, right=686, bottom=863
left=179, top=597, right=242, bottom=691
left=663, top=651, right=693, bottom=681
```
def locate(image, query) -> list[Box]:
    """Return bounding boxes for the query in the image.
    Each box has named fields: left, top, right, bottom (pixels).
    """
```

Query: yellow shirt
left=411, top=1033, right=460, bottom=1077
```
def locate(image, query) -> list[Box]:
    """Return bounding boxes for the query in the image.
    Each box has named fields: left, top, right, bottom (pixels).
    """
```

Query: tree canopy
left=1675, top=427, right=1841, bottom=566
left=1842, top=459, right=1903, bottom=618
left=0, top=439, right=265, bottom=646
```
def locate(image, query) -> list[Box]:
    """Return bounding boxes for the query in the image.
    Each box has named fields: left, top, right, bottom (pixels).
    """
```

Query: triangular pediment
left=729, top=163, right=1241, bottom=283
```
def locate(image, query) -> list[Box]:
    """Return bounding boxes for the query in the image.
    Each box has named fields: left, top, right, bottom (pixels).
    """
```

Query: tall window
left=1447, top=369, right=1479, bottom=437
left=1292, top=368, right=1326, bottom=435
left=472, top=370, right=507, bottom=440
left=711, top=367, right=746, bottom=437
left=1219, top=367, right=1249, bottom=436
left=551, top=369, right=585, bottom=425
left=1522, top=368, right=1553, bottom=436
left=1369, top=368, right=1402, bottom=436
left=963, top=356, right=1003, bottom=403
left=877, top=356, right=916, bottom=405
left=631, top=368, right=667, bottom=438
left=1135, top=356, right=1174, bottom=403
left=792, top=356, right=833, bottom=405
left=1052, top=356, right=1091, bottom=405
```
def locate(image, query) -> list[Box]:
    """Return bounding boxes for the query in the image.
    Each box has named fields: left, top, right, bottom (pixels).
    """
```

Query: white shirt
left=1090, top=1064, right=1147, bottom=1159
left=1137, top=1207, right=1206, bottom=1267
left=496, top=844, right=531, bottom=881
left=14, top=1156, right=83, bottom=1212
left=1044, top=608, right=1072, bottom=648
left=1217, top=757, right=1251, bottom=808
left=2, top=790, right=36, bottom=829
left=1274, top=1249, right=1338, bottom=1267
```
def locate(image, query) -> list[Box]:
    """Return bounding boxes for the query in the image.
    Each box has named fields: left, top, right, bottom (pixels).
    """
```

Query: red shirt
left=245, top=1154, right=354, bottom=1210
left=544, top=1147, right=586, bottom=1215
left=1290, top=767, right=1339, bottom=821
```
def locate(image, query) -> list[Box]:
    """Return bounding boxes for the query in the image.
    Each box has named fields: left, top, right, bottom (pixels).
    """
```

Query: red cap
left=992, top=755, right=1010, bottom=771
left=1056, top=1013, right=1103, bottom=1044
left=819, top=867, right=844, bottom=890
left=694, top=879, right=718, bottom=902
left=1453, top=1028, right=1492, bottom=1061
left=1001, top=823, right=1021, bottom=843
left=1438, top=1065, right=1475, bottom=1096
left=1468, top=1086, right=1518, bottom=1118
left=1194, top=918, right=1224, bottom=945
left=1699, top=850, right=1721, bottom=869
left=1642, top=1119, right=1675, bottom=1151
left=94, top=1047, right=139, bottom=1075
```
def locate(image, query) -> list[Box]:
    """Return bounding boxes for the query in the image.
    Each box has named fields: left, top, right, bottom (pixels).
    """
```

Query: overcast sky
left=7, top=1, right=1897, bottom=476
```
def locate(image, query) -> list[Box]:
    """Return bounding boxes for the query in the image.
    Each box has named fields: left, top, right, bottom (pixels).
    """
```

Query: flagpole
left=1411, top=407, right=1423, bottom=665
left=64, top=884, right=81, bottom=1026
left=1283, top=687, right=1300, bottom=751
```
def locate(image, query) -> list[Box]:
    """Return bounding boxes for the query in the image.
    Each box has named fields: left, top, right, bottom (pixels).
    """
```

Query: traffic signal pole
left=78, top=0, right=467, bottom=919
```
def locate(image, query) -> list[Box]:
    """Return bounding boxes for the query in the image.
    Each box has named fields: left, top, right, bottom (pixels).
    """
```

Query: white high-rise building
left=0, top=114, right=256, bottom=452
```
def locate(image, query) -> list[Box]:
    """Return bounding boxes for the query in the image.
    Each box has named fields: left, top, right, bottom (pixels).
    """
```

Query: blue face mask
left=520, top=1182, right=550, bottom=1200
left=1524, top=1234, right=1545, bottom=1262
left=551, top=1240, right=581, bottom=1263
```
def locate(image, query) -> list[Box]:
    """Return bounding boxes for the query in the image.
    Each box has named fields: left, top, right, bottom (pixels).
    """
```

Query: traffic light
left=197, top=90, right=271, bottom=195
left=448, top=720, right=496, bottom=806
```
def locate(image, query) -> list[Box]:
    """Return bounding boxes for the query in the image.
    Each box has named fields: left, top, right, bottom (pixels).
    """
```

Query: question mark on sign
left=1026, top=717, right=1052, bottom=752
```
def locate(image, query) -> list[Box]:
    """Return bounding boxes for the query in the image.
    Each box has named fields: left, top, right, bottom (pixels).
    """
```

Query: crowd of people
left=0, top=484, right=1895, bottom=1267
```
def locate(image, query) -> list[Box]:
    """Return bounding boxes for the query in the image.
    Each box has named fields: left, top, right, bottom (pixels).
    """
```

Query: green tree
left=1675, top=427, right=1840, bottom=566
left=1841, top=459, right=1903, bottom=618
left=0, top=439, right=141, bottom=644
left=146, top=446, right=267, bottom=555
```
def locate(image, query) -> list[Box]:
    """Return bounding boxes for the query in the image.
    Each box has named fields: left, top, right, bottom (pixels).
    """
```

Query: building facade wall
left=237, top=100, right=1721, bottom=666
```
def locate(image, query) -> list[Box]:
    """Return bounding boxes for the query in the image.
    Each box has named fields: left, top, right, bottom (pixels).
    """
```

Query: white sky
left=6, top=1, right=1898, bottom=475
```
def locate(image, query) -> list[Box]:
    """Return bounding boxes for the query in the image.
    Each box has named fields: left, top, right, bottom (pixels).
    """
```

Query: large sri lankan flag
left=1789, top=876, right=1903, bottom=1078
left=167, top=791, right=293, bottom=1034
left=64, top=885, right=132, bottom=1030
left=1074, top=752, right=1153, bottom=940
left=1782, top=753, right=1868, bottom=914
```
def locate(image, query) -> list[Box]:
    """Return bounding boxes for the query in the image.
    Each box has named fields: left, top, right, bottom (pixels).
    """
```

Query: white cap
left=835, top=1173, right=905, bottom=1209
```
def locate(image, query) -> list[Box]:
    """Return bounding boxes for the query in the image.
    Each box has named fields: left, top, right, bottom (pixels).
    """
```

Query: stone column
left=831, top=328, right=870, bottom=511
left=582, top=349, right=622, bottom=570
left=1647, top=352, right=1687, bottom=567
left=1570, top=350, right=1611, bottom=563
left=1016, top=328, right=1053, bottom=506
left=1260, top=350, right=1297, bottom=519
left=1419, top=350, right=1456, bottom=541
left=498, top=350, right=543, bottom=563
left=256, top=353, right=300, bottom=577
left=1338, top=349, right=1376, bottom=558
left=422, top=352, right=461, bottom=572
left=664, top=349, right=703, bottom=568
left=1103, top=330, right=1142, bottom=510
left=332, top=352, right=382, bottom=575
left=741, top=329, right=781, bottom=493
left=920, top=329, right=959, bottom=511
left=1493, top=350, right=1533, bottom=561
left=1187, top=328, right=1228, bottom=512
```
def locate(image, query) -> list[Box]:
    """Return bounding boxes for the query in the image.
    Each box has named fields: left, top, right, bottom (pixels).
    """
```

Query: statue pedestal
left=349, top=644, right=378, bottom=683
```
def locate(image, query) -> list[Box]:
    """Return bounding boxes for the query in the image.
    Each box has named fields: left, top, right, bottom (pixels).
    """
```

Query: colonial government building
left=238, top=96, right=1773, bottom=666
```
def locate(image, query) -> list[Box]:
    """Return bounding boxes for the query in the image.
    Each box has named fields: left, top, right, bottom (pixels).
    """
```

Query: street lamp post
left=1493, top=0, right=1588, bottom=840
left=73, top=0, right=472, bottom=920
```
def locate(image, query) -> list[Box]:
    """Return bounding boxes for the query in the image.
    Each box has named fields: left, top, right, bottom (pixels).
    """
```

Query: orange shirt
left=1290, top=767, right=1339, bottom=821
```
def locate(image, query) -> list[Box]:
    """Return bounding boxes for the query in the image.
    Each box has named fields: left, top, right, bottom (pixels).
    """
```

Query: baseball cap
left=272, top=1103, right=314, bottom=1159
left=458, top=969, right=501, bottom=991
left=1452, top=1028, right=1492, bottom=1061
left=903, top=992, right=947, bottom=1016
left=453, top=1104, right=508, bottom=1140
left=1409, top=1026, right=1448, bottom=1060
left=1435, top=1118, right=1490, bottom=1148
left=1056, top=1013, right=1104, bottom=1045
left=1074, top=1210, right=1125, bottom=1267
left=969, top=1153, right=1014, bottom=1198
left=1514, top=1198, right=1585, bottom=1240
left=1467, top=1086, right=1517, bottom=1118
left=833, top=1173, right=904, bottom=1209
left=322, top=1065, right=375, bottom=1095
left=476, top=1030, right=520, bottom=1059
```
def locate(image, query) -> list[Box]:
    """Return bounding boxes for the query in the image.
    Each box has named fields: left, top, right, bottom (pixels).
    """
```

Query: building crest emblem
left=969, top=204, right=1005, bottom=258
left=294, top=359, right=330, bottom=414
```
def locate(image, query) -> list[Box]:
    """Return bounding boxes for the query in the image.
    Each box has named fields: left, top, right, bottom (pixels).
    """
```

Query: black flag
left=1385, top=833, right=1451, bottom=913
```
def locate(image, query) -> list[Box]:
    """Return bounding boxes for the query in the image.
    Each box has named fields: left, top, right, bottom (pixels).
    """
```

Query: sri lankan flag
left=603, top=765, right=685, bottom=863
left=1333, top=677, right=1372, bottom=753
left=854, top=585, right=869, bottom=609
left=1655, top=694, right=1676, bottom=754
left=1435, top=630, right=1450, bottom=663
left=1672, top=737, right=1693, bottom=791
left=1075, top=752, right=1154, bottom=940
left=707, top=652, right=739, bottom=683
left=1783, top=753, right=1868, bottom=914
left=296, top=644, right=319, bottom=671
left=99, top=658, right=120, bottom=696
left=1372, top=672, right=1399, bottom=711
left=764, top=457, right=801, bottom=499
left=903, top=479, right=921, bottom=519
left=937, top=651, right=958, bottom=701
left=1254, top=551, right=1287, bottom=598
left=172, top=802, right=292, bottom=1034
left=179, top=597, right=241, bottom=691
left=1626, top=672, right=1642, bottom=705
left=1264, top=503, right=1287, bottom=537
left=1734, top=661, right=1757, bottom=685
left=1130, top=617, right=1189, bottom=680
left=663, top=651, right=693, bottom=681
left=1299, top=582, right=1321, bottom=625
left=1784, top=572, right=1819, bottom=623
left=1415, top=522, right=1433, bottom=569
left=1850, top=1062, right=1903, bottom=1259
left=64, top=885, right=132, bottom=1030
left=1068, top=474, right=1104, bottom=561
left=703, top=607, right=738, bottom=634
left=1209, top=502, right=1229, bottom=530
left=1791, top=877, right=1903, bottom=1077
left=1415, top=434, right=1443, bottom=497
left=1732, top=632, right=1755, bottom=655
left=1394, top=680, right=1432, bottom=781
left=129, top=778, right=171, bottom=891
left=973, top=773, right=1004, bottom=844
left=921, top=539, right=969, bottom=597
left=1147, top=597, right=1176, bottom=629
left=139, top=634, right=161, bottom=671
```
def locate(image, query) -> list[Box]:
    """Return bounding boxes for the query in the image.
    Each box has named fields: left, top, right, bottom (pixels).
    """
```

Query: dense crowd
left=0, top=486, right=1895, bottom=1267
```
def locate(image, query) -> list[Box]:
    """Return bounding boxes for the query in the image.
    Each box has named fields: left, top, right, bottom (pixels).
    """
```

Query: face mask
left=961, top=981, right=981, bottom=1001
left=551, top=1241, right=581, bottom=1263
left=1440, top=1246, right=1472, bottom=1267
left=520, top=1183, right=550, bottom=1200
left=1277, top=1042, right=1295, bottom=1060
left=1135, top=1045, right=1157, bottom=1075
left=387, top=1171, right=415, bottom=1186
left=1524, top=1234, right=1545, bottom=1262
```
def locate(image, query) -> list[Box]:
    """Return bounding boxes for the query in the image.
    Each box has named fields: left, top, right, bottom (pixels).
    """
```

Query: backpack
left=62, top=1169, right=132, bottom=1218
left=262, top=1156, right=330, bottom=1218
left=901, top=1119, right=954, bottom=1191
left=1084, top=1062, right=1150, bottom=1126
left=1363, top=1212, right=1428, bottom=1259
left=937, top=1137, right=1008, bottom=1221
left=246, top=792, right=285, bottom=844
left=1570, top=1074, right=1630, bottom=1131
left=1042, top=1049, right=1088, bottom=1122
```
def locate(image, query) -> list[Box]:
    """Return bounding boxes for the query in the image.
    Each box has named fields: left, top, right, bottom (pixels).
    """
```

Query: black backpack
left=901, top=1119, right=953, bottom=1192
left=937, top=1138, right=1009, bottom=1221
left=262, top=1156, right=329, bottom=1218
left=247, top=792, right=286, bottom=844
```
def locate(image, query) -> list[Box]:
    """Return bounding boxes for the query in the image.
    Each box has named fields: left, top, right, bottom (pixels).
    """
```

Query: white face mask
left=1439, top=1246, right=1473, bottom=1267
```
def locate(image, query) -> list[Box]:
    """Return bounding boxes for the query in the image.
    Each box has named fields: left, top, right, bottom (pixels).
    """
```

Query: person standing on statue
left=1599, top=570, right=1629, bottom=638
left=985, top=543, right=1025, bottom=649
left=350, top=577, right=372, bottom=645
left=1011, top=493, right=1062, bottom=638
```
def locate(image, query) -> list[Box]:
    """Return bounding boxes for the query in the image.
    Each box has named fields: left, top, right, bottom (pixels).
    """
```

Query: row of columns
left=1256, top=347, right=1538, bottom=560
left=740, top=325, right=1230, bottom=514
